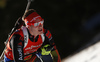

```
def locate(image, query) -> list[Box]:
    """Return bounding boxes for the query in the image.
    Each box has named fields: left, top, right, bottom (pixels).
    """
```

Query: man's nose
left=39, top=23, right=42, bottom=27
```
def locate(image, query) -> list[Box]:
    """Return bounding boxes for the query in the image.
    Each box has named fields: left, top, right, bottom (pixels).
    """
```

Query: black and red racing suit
left=5, top=27, right=61, bottom=62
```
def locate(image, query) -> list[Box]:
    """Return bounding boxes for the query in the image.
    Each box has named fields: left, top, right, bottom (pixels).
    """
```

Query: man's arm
left=44, top=29, right=56, bottom=49
left=44, top=29, right=61, bottom=62
left=10, top=34, right=24, bottom=62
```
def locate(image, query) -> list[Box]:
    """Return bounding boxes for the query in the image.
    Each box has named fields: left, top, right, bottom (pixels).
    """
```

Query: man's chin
left=38, top=31, right=43, bottom=35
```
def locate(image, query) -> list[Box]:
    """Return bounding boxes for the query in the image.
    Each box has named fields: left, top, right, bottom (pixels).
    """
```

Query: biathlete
left=4, top=9, right=61, bottom=62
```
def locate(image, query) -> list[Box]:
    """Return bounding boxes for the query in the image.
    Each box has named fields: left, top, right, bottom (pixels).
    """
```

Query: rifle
left=0, top=0, right=34, bottom=61
left=0, top=17, right=24, bottom=61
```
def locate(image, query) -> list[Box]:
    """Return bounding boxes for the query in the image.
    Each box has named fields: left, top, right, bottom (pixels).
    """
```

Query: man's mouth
left=38, top=29, right=42, bottom=32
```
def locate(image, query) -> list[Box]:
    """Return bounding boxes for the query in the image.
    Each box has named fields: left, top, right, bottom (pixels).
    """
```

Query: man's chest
left=23, top=35, right=44, bottom=55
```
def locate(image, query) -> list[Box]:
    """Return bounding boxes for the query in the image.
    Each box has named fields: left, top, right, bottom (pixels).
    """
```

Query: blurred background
left=0, top=0, right=100, bottom=61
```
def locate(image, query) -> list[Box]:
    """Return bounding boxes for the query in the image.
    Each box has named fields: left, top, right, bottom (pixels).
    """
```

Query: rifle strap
left=22, top=26, right=29, bottom=48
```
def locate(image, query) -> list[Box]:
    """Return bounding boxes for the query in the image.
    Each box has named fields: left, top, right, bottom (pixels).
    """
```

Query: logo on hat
left=30, top=16, right=41, bottom=22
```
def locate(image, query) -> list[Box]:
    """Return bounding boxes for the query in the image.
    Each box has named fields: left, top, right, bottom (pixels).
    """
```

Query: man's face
left=28, top=19, right=44, bottom=36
